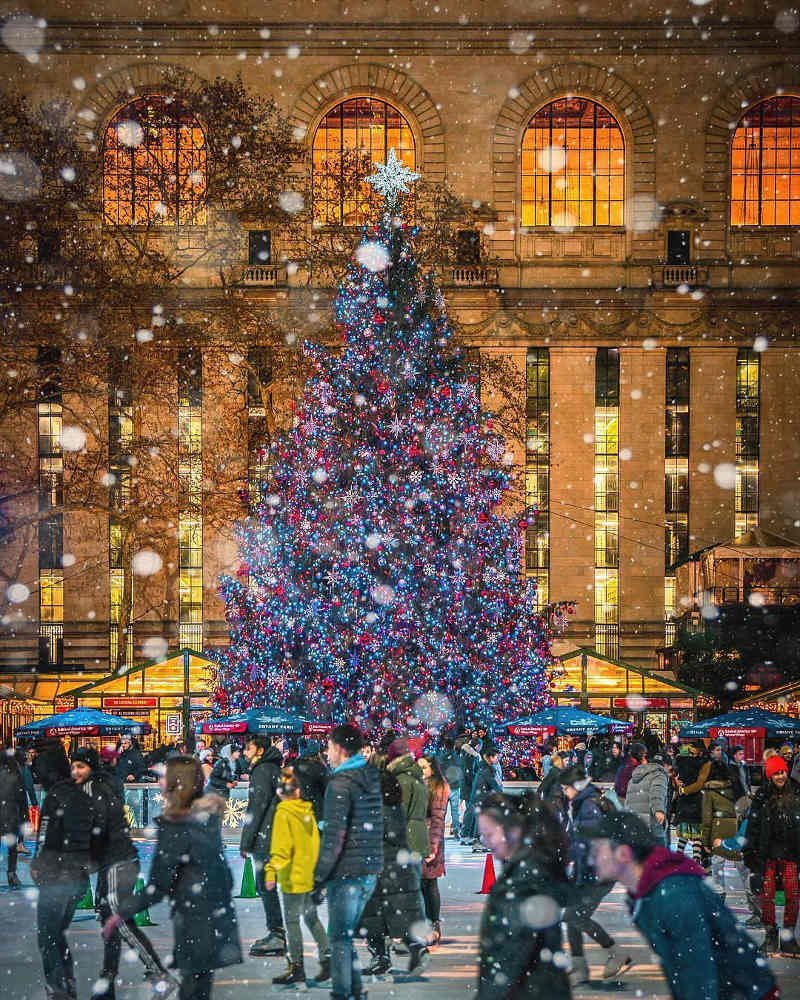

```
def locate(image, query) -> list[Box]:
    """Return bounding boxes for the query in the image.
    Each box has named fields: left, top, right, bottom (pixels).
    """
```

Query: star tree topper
left=365, top=147, right=420, bottom=203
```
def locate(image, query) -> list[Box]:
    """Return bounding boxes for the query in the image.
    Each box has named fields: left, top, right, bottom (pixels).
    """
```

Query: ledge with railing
left=653, top=264, right=710, bottom=288
left=239, top=263, right=286, bottom=287
left=445, top=265, right=499, bottom=288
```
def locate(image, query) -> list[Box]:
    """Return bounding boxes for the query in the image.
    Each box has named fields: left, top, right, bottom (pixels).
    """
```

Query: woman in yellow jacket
left=265, top=767, right=330, bottom=989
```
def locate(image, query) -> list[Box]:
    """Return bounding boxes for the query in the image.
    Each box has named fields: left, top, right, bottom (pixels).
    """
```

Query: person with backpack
left=386, top=738, right=431, bottom=860
left=264, top=766, right=330, bottom=989
left=559, top=766, right=632, bottom=986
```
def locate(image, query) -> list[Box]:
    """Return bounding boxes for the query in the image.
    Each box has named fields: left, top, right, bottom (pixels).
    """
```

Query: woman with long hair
left=476, top=792, right=572, bottom=1000
left=419, top=754, right=450, bottom=946
left=103, top=755, right=242, bottom=1000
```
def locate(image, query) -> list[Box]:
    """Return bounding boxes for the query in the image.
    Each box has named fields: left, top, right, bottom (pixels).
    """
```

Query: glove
left=311, top=885, right=326, bottom=906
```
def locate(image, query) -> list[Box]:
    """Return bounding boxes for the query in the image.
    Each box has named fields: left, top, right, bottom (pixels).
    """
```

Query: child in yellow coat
left=265, top=767, right=330, bottom=989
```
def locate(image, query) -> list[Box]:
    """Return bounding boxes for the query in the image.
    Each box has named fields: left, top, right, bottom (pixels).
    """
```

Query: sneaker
left=407, top=944, right=430, bottom=975
left=762, top=926, right=779, bottom=954
left=308, top=956, right=331, bottom=985
left=601, top=948, right=633, bottom=979
left=272, top=963, right=307, bottom=990
left=781, top=935, right=800, bottom=958
left=364, top=953, right=391, bottom=976
left=7, top=873, right=21, bottom=890
left=569, top=956, right=590, bottom=986
left=251, top=932, right=287, bottom=957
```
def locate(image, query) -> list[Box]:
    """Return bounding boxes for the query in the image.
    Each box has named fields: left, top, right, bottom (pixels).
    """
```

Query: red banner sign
left=303, top=722, right=334, bottom=736
left=709, top=727, right=766, bottom=739
left=103, top=697, right=157, bottom=710
left=202, top=721, right=248, bottom=734
left=507, top=725, right=557, bottom=738
left=46, top=725, right=99, bottom=736
left=613, top=698, right=669, bottom=710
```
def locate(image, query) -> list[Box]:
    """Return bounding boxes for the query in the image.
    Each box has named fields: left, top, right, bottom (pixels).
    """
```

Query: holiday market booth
left=679, top=708, right=800, bottom=762
left=195, top=706, right=334, bottom=738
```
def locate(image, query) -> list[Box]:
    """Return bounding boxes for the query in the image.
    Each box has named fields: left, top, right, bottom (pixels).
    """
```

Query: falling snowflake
left=223, top=798, right=248, bottom=828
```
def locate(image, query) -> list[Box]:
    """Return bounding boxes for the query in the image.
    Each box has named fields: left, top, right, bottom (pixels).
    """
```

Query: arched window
left=521, top=98, right=624, bottom=228
left=103, top=95, right=207, bottom=226
left=312, top=97, right=416, bottom=225
left=731, top=96, right=800, bottom=226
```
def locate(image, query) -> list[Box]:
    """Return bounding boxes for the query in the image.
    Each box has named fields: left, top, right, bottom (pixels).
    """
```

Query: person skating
left=31, top=738, right=70, bottom=793
left=699, top=751, right=738, bottom=901
left=0, top=749, right=26, bottom=889
left=744, top=754, right=800, bottom=956
left=205, top=744, right=238, bottom=799
left=476, top=792, right=572, bottom=1000
left=313, top=724, right=384, bottom=1000
left=672, top=740, right=710, bottom=866
left=437, top=735, right=464, bottom=838
left=68, top=747, right=174, bottom=1000
left=103, top=755, right=242, bottom=1000
left=264, top=766, right=330, bottom=989
left=624, top=744, right=669, bottom=846
left=292, top=740, right=328, bottom=825
left=589, top=812, right=778, bottom=1000
left=358, top=763, right=430, bottom=977
left=559, top=767, right=632, bottom=985
left=614, top=741, right=645, bottom=801
left=239, top=734, right=286, bottom=956
left=14, top=745, right=37, bottom=856
left=419, top=754, right=450, bottom=946
left=386, top=738, right=431, bottom=860
left=465, top=743, right=502, bottom=851
left=31, top=762, right=103, bottom=1000
left=537, top=750, right=566, bottom=821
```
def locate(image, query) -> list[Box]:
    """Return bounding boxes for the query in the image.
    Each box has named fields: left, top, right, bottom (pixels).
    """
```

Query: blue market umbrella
left=503, top=705, right=633, bottom=737
left=195, top=706, right=332, bottom=737
left=679, top=707, right=800, bottom=741
left=15, top=707, right=151, bottom=739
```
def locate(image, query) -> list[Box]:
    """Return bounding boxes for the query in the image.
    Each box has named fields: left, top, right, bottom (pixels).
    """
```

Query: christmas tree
left=213, top=151, right=561, bottom=727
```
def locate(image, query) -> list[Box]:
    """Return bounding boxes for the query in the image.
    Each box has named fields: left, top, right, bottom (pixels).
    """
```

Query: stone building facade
left=1, top=0, right=799, bottom=685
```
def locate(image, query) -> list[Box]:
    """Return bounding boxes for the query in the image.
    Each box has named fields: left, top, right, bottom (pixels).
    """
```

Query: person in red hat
left=744, top=754, right=800, bottom=956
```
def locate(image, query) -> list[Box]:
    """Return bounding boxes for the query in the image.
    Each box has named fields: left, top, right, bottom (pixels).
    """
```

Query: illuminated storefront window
left=522, top=98, right=624, bottom=227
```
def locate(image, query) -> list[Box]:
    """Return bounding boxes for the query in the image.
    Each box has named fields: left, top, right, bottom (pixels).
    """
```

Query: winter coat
left=266, top=798, right=319, bottom=894
left=314, top=756, right=384, bottom=885
left=359, top=778, right=424, bottom=941
left=240, top=745, right=282, bottom=857
left=115, top=745, right=147, bottom=783
left=537, top=766, right=565, bottom=821
left=33, top=778, right=100, bottom=882
left=629, top=847, right=776, bottom=1000
left=292, top=755, right=328, bottom=823
left=565, top=782, right=607, bottom=886
left=625, top=763, right=669, bottom=837
left=672, top=754, right=707, bottom=825
left=438, top=750, right=464, bottom=791
left=744, top=779, right=800, bottom=870
left=614, top=756, right=638, bottom=799
left=31, top=741, right=70, bottom=792
left=423, top=780, right=449, bottom=879
left=18, top=761, right=37, bottom=807
left=729, top=760, right=752, bottom=802
left=81, top=774, right=138, bottom=869
left=388, top=754, right=431, bottom=858
left=0, top=761, right=26, bottom=837
left=700, top=783, right=738, bottom=854
left=206, top=758, right=234, bottom=799
left=121, top=794, right=242, bottom=973
left=477, top=844, right=571, bottom=1000
left=470, top=760, right=502, bottom=808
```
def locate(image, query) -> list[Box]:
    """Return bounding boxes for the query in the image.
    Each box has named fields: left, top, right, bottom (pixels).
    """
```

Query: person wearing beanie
left=558, top=766, right=631, bottom=985
left=387, top=738, right=431, bottom=860
left=744, top=753, right=800, bottom=956
left=613, top=742, right=646, bottom=801
left=589, top=813, right=778, bottom=1000
left=69, top=748, right=174, bottom=1000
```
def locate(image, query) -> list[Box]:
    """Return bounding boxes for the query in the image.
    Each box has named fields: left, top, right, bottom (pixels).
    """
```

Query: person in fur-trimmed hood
left=590, top=812, right=778, bottom=1000
left=103, top=755, right=242, bottom=1000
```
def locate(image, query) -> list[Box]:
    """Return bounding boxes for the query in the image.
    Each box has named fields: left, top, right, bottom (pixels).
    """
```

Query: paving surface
left=0, top=838, right=797, bottom=1000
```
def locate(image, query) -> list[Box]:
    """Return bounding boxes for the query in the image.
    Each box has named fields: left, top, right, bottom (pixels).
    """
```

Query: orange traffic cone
left=478, top=852, right=496, bottom=894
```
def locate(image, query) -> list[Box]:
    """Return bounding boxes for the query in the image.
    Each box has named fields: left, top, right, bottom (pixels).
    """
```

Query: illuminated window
left=731, top=96, right=800, bottom=227
left=312, top=97, right=416, bottom=225
left=178, top=349, right=203, bottom=647
left=665, top=348, right=689, bottom=641
left=37, top=349, right=63, bottom=668
left=595, top=349, right=619, bottom=658
left=526, top=349, right=549, bottom=608
left=522, top=98, right=624, bottom=228
left=103, top=95, right=207, bottom=226
left=735, top=349, right=760, bottom=537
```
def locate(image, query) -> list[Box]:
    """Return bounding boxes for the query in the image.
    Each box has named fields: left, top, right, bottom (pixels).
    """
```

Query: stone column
left=761, top=346, right=800, bottom=542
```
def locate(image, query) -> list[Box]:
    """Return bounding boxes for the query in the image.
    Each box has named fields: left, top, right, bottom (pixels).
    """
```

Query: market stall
left=195, top=706, right=333, bottom=737
left=679, top=707, right=800, bottom=762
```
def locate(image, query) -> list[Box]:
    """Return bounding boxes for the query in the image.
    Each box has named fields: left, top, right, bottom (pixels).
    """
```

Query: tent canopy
left=195, top=706, right=332, bottom=737
left=679, top=708, right=800, bottom=740
left=15, top=707, right=151, bottom=739
left=503, top=705, right=633, bottom=737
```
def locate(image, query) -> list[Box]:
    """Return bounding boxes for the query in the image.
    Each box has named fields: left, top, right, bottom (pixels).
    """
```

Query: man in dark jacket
left=590, top=813, right=778, bottom=1000
left=240, top=734, right=285, bottom=956
left=293, top=740, right=328, bottom=824
left=466, top=743, right=502, bottom=852
left=31, top=769, right=102, bottom=1000
left=729, top=744, right=752, bottom=805
left=114, top=736, right=147, bottom=783
left=32, top=738, right=70, bottom=792
left=314, top=724, right=383, bottom=1000
left=744, top=754, right=800, bottom=955
left=68, top=747, right=174, bottom=1000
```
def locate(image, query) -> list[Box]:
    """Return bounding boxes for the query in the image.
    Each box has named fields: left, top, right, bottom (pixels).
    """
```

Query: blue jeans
left=446, top=787, right=461, bottom=837
left=327, top=875, right=377, bottom=998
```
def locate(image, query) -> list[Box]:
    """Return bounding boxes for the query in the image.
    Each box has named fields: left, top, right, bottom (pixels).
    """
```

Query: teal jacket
left=629, top=848, right=776, bottom=1000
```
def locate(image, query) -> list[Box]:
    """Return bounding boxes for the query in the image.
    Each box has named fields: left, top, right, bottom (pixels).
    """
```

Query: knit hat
left=71, top=746, right=99, bottom=770
left=99, top=744, right=117, bottom=764
left=386, top=738, right=410, bottom=762
left=629, top=742, right=647, bottom=762
left=765, top=756, right=789, bottom=780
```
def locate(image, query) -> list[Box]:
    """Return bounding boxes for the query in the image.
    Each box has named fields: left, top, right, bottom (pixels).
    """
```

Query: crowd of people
left=0, top=722, right=795, bottom=1000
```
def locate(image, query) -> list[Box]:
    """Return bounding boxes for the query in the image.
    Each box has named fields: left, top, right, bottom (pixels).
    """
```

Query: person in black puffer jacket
left=476, top=791, right=572, bottom=1000
left=0, top=751, right=26, bottom=889
left=114, top=737, right=147, bottom=784
left=672, top=742, right=710, bottom=866
left=206, top=745, right=237, bottom=800
left=293, top=741, right=328, bottom=825
left=359, top=764, right=429, bottom=976
left=314, top=724, right=384, bottom=1000
left=31, top=738, right=70, bottom=793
